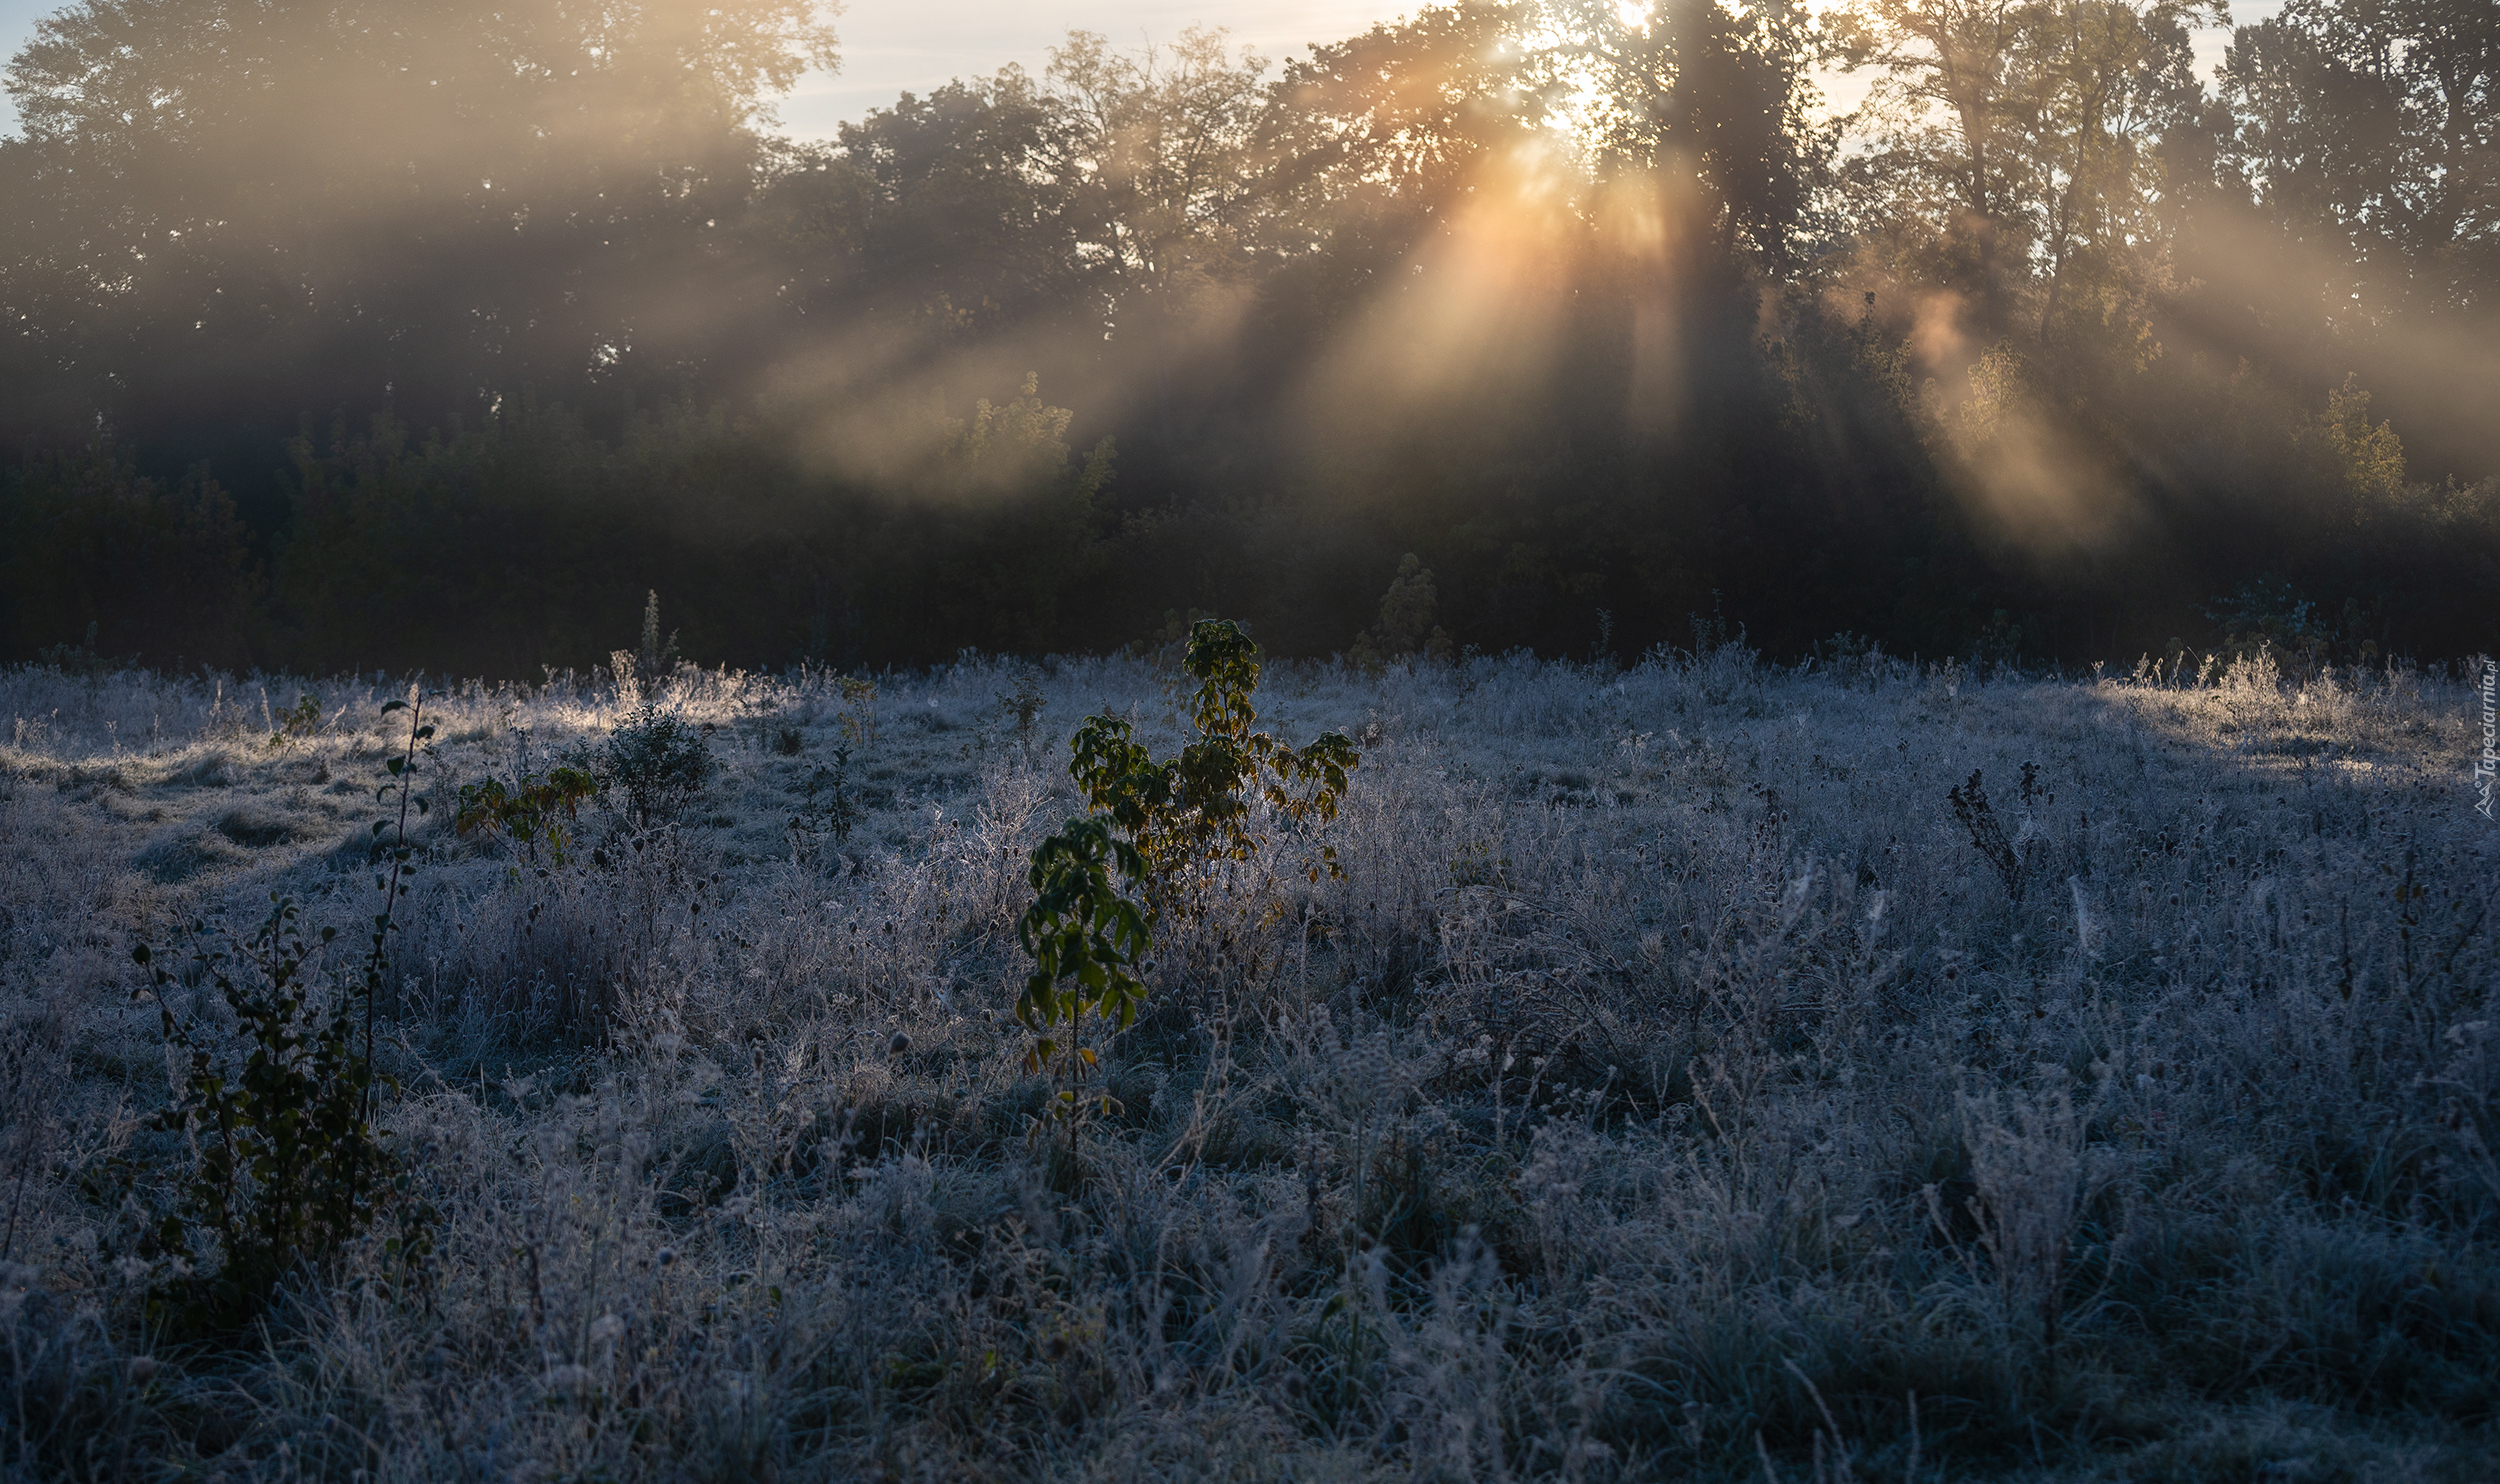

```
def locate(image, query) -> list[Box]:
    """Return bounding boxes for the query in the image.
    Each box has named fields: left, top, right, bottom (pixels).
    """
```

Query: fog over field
left=5, top=0, right=2496, bottom=678
left=2, top=640, right=2495, bottom=1479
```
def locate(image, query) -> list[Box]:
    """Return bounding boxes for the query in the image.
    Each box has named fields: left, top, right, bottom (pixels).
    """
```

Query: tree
left=1257, top=4, right=1546, bottom=237
left=2219, top=0, right=2499, bottom=316
left=1827, top=0, right=2046, bottom=319
left=829, top=69, right=1094, bottom=336
left=1826, top=0, right=2216, bottom=439
left=0, top=0, right=840, bottom=451
left=2025, top=0, right=2215, bottom=339
left=1047, top=26, right=1271, bottom=325
left=0, top=445, right=260, bottom=669
left=1246, top=4, right=1550, bottom=345
left=1562, top=0, right=1836, bottom=272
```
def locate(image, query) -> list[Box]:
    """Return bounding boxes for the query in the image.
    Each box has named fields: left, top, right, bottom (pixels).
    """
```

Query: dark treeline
left=1, top=0, right=2493, bottom=676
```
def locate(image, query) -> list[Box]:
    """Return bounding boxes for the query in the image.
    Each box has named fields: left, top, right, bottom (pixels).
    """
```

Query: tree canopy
left=3, top=0, right=2493, bottom=675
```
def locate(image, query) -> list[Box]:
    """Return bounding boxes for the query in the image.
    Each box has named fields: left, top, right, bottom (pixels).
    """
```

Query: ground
left=0, top=641, right=2494, bottom=1481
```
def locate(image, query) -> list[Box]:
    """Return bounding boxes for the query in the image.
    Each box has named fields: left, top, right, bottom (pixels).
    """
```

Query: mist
left=2, top=0, right=2493, bottom=677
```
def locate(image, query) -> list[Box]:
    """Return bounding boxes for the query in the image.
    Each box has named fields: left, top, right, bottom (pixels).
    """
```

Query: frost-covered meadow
left=1, top=643, right=2495, bottom=1481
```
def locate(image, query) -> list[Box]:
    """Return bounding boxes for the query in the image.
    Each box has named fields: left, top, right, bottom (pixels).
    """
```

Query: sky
left=0, top=0, right=2273, bottom=142
left=793, top=0, right=1417, bottom=133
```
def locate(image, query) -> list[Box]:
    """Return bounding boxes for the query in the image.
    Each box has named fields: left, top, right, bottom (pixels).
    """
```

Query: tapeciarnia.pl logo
left=2477, top=658, right=2496, bottom=820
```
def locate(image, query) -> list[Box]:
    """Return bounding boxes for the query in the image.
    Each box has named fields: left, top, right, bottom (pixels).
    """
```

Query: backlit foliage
left=1018, top=619, right=1359, bottom=1148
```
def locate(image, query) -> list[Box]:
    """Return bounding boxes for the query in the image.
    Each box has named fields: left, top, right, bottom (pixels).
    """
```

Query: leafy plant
left=1449, top=840, right=1511, bottom=890
left=126, top=901, right=425, bottom=1329
left=265, top=692, right=323, bottom=748
left=1015, top=619, right=1359, bottom=1154
left=1065, top=618, right=1359, bottom=922
left=116, top=693, right=438, bottom=1329
left=999, top=669, right=1048, bottom=760
left=833, top=675, right=878, bottom=748
left=788, top=745, right=862, bottom=864
left=601, top=704, right=716, bottom=827
left=455, top=764, right=603, bottom=869
left=1014, top=818, right=1152, bottom=1155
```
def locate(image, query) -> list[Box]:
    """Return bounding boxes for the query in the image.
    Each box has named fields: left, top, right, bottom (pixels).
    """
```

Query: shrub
left=455, top=764, right=604, bottom=868
left=2204, top=575, right=2386, bottom=679
left=264, top=692, right=323, bottom=747
left=1015, top=817, right=1152, bottom=1153
left=602, top=705, right=716, bottom=827
left=110, top=694, right=437, bottom=1330
left=1017, top=619, right=1360, bottom=1150
left=34, top=621, right=118, bottom=678
left=1066, top=618, right=1359, bottom=922
left=788, top=745, right=861, bottom=865
left=998, top=668, right=1047, bottom=759
left=123, top=900, right=423, bottom=1330
left=0, top=448, right=260, bottom=670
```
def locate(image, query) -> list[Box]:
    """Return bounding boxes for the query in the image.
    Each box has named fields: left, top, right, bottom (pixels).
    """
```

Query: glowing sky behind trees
left=0, top=0, right=1413, bottom=136
left=0, top=0, right=2271, bottom=140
